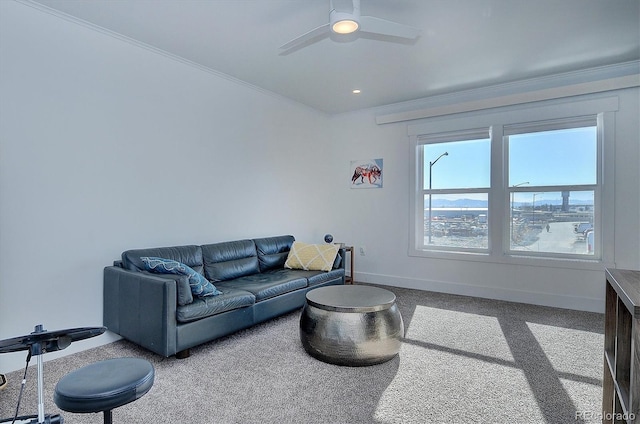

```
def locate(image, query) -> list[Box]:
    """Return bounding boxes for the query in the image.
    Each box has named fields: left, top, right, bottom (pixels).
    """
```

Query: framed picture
left=350, top=158, right=383, bottom=189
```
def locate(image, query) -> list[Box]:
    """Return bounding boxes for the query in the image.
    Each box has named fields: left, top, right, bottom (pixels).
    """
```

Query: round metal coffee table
left=300, top=285, right=404, bottom=366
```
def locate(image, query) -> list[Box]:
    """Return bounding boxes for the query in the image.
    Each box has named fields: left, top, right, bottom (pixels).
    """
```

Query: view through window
left=507, top=123, right=597, bottom=256
left=421, top=132, right=491, bottom=252
left=418, top=119, right=599, bottom=258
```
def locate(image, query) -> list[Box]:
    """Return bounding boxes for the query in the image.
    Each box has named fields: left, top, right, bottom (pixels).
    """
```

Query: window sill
left=409, top=248, right=611, bottom=272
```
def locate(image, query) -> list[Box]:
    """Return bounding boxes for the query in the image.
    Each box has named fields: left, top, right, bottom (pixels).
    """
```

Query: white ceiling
left=30, top=0, right=640, bottom=114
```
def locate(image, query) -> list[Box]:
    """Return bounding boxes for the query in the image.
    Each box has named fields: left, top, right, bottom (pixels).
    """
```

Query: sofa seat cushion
left=176, top=288, right=255, bottom=323
left=216, top=271, right=307, bottom=302
left=300, top=269, right=346, bottom=286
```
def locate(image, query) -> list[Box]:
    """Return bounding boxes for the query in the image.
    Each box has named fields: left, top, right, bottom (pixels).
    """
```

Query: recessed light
left=352, top=89, right=361, bottom=94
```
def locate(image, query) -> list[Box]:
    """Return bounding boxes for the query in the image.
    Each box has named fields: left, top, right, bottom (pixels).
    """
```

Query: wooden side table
left=343, top=246, right=354, bottom=284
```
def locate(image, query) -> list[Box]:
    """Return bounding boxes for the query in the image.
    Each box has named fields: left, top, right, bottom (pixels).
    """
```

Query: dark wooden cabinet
left=603, top=268, right=640, bottom=423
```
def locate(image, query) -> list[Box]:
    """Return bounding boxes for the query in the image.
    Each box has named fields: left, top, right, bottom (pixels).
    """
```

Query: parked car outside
left=574, top=222, right=593, bottom=236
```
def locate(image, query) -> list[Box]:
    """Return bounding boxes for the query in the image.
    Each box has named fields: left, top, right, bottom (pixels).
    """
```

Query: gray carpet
left=0, top=285, right=604, bottom=423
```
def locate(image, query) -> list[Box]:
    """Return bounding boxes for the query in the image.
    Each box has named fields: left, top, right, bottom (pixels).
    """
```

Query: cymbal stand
left=30, top=325, right=63, bottom=424
left=1, top=325, right=63, bottom=424
left=0, top=323, right=104, bottom=424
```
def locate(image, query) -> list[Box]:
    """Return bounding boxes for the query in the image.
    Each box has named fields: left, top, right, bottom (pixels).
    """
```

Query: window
left=408, top=96, right=616, bottom=266
left=419, top=129, right=491, bottom=252
left=506, top=120, right=598, bottom=257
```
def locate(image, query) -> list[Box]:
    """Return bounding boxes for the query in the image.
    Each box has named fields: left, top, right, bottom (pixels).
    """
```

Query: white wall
left=327, top=87, right=639, bottom=313
left=0, top=1, right=336, bottom=373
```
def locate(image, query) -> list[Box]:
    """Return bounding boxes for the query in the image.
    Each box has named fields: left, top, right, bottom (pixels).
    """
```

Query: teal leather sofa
left=103, top=235, right=345, bottom=358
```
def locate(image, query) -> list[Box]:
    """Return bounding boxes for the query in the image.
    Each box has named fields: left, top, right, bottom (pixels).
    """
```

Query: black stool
left=54, top=357, right=154, bottom=424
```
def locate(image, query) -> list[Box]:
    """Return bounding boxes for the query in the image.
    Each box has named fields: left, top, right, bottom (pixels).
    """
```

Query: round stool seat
left=54, top=357, right=154, bottom=414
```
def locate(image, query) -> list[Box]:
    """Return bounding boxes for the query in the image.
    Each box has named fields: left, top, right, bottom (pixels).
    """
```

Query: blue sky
left=423, top=126, right=597, bottom=203
left=423, top=139, right=490, bottom=190
left=509, top=127, right=597, bottom=186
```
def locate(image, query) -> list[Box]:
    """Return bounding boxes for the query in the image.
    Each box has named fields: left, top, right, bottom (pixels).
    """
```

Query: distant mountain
left=428, top=198, right=488, bottom=208
left=424, top=198, right=593, bottom=208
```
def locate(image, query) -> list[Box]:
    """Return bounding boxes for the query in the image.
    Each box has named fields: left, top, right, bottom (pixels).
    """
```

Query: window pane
left=509, top=190, right=594, bottom=255
left=424, top=193, right=488, bottom=250
left=423, top=138, right=491, bottom=190
left=508, top=126, right=597, bottom=186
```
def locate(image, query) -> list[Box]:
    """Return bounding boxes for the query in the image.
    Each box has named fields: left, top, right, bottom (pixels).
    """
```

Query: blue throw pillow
left=140, top=257, right=222, bottom=297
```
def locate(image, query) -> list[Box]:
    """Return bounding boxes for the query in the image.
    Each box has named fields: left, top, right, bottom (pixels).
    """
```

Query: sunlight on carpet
left=373, top=341, right=542, bottom=423
left=403, top=305, right=515, bottom=362
left=526, top=322, right=603, bottom=380
left=527, top=322, right=604, bottom=421
left=372, top=304, right=604, bottom=424
left=560, top=379, right=604, bottom=421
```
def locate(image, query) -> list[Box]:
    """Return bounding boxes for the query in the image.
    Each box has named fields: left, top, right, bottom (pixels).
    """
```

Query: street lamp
left=510, top=182, right=529, bottom=243
left=428, top=152, right=448, bottom=244
left=532, top=192, right=543, bottom=227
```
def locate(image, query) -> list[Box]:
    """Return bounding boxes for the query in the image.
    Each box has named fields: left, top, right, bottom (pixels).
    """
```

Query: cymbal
left=0, top=326, right=106, bottom=354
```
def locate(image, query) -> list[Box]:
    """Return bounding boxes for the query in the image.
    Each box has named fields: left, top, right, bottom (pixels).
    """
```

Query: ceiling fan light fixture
left=332, top=18, right=359, bottom=34
left=330, top=7, right=360, bottom=35
left=280, top=0, right=420, bottom=54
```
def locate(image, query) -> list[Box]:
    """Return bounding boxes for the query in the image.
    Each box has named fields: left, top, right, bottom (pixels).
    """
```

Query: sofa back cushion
left=121, top=245, right=203, bottom=306
left=254, top=235, right=295, bottom=272
left=202, top=240, right=259, bottom=282
left=121, top=245, right=204, bottom=274
left=140, top=256, right=222, bottom=298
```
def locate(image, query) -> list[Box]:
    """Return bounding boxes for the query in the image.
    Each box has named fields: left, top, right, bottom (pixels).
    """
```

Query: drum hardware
left=0, top=324, right=105, bottom=424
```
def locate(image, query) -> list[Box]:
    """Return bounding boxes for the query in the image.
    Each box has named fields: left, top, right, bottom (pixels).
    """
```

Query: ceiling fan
left=279, top=0, right=421, bottom=54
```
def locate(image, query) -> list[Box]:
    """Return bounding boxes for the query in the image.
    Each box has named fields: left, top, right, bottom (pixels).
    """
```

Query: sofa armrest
left=103, top=266, right=178, bottom=357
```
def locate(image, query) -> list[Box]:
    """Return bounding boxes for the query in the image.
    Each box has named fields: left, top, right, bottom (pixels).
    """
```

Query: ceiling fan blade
left=279, top=23, right=331, bottom=52
left=359, top=15, right=420, bottom=40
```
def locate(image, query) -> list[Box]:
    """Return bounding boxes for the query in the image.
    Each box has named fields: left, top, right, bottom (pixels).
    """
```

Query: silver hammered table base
left=300, top=285, right=404, bottom=366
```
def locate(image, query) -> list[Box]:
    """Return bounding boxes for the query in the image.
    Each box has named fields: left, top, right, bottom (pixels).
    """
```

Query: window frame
left=408, top=96, right=617, bottom=271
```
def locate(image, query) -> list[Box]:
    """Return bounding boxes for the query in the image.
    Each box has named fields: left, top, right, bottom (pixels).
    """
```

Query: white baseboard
left=355, top=272, right=604, bottom=314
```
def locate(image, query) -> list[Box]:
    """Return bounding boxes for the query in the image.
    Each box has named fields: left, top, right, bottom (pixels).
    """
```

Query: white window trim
left=408, top=96, right=618, bottom=271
